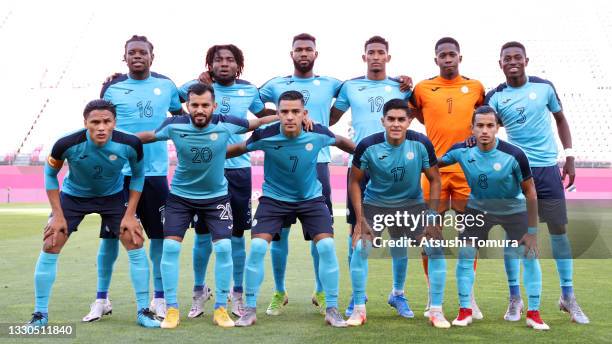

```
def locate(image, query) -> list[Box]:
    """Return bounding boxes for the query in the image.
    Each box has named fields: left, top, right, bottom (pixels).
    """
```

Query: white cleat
left=230, top=291, right=246, bottom=317
left=429, top=308, right=451, bottom=329
left=346, top=306, right=367, bottom=326
left=471, top=293, right=484, bottom=320
left=82, top=298, right=112, bottom=322
left=149, top=298, right=167, bottom=320
left=188, top=286, right=212, bottom=319
left=504, top=297, right=523, bottom=322
left=559, top=295, right=590, bottom=324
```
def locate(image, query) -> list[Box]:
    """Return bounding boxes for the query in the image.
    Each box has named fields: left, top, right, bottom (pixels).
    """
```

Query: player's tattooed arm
left=349, top=166, right=371, bottom=248
left=329, top=107, right=346, bottom=126
left=121, top=190, right=145, bottom=248
left=553, top=110, right=575, bottom=189
left=226, top=142, right=248, bottom=159
left=136, top=131, right=158, bottom=144
left=333, top=134, right=355, bottom=155
left=519, top=177, right=539, bottom=257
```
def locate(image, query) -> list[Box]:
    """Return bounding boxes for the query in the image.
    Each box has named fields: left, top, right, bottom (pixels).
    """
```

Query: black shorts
left=362, top=202, right=428, bottom=247
left=164, top=193, right=233, bottom=241
left=532, top=166, right=568, bottom=226
left=57, top=191, right=126, bottom=237
left=280, top=163, right=333, bottom=228
left=458, top=207, right=528, bottom=244
left=346, top=167, right=370, bottom=226
left=252, top=196, right=333, bottom=241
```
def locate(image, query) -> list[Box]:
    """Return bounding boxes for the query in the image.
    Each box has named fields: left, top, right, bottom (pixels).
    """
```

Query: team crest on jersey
left=313, top=79, right=321, bottom=86
left=210, top=133, right=218, bottom=141
left=252, top=219, right=258, bottom=227
left=493, top=162, right=502, bottom=171
left=305, top=143, right=313, bottom=151
left=108, top=154, right=117, bottom=161
left=461, top=86, right=469, bottom=94
left=153, top=87, right=162, bottom=96
left=406, top=151, right=415, bottom=160
left=529, top=92, right=537, bottom=100
left=238, top=90, right=245, bottom=96
left=384, top=85, right=392, bottom=93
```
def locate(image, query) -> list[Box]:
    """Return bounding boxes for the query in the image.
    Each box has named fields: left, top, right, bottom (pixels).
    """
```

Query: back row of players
left=28, top=33, right=588, bottom=330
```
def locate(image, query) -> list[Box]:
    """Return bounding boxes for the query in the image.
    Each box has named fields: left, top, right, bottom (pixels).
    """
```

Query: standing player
left=178, top=44, right=274, bottom=318
left=410, top=37, right=484, bottom=319
left=329, top=35, right=413, bottom=317
left=28, top=99, right=160, bottom=328
left=83, top=35, right=183, bottom=322
left=227, top=91, right=355, bottom=328
left=439, top=105, right=549, bottom=330
left=485, top=41, right=588, bottom=324
left=136, top=83, right=277, bottom=328
left=348, top=99, right=448, bottom=327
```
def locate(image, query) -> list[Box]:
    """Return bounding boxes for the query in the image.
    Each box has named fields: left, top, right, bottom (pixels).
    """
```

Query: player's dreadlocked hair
left=124, top=35, right=154, bottom=53
left=500, top=41, right=526, bottom=56
left=292, top=33, right=316, bottom=45
left=435, top=37, right=460, bottom=52
left=364, top=35, right=389, bottom=51
left=205, top=44, right=245, bottom=78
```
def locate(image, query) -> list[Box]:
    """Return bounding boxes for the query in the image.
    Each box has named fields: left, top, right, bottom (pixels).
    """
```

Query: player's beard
left=293, top=59, right=314, bottom=74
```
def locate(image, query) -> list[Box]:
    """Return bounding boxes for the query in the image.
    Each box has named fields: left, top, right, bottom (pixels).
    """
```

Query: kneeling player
left=349, top=99, right=449, bottom=327
left=228, top=91, right=355, bottom=328
left=28, top=100, right=160, bottom=328
left=136, top=83, right=278, bottom=328
left=439, top=106, right=549, bottom=330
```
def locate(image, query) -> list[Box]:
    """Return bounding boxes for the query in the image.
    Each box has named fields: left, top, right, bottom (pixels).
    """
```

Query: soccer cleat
left=82, top=298, right=112, bottom=322
left=188, top=287, right=212, bottom=318
left=526, top=310, right=550, bottom=330
left=230, top=291, right=246, bottom=317
left=150, top=298, right=167, bottom=320
left=212, top=306, right=235, bottom=328
left=504, top=296, right=524, bottom=322
left=235, top=307, right=257, bottom=327
left=345, top=295, right=368, bottom=317
left=325, top=307, right=348, bottom=328
left=559, top=295, right=590, bottom=324
left=27, top=312, right=48, bottom=327
left=429, top=308, right=451, bottom=329
left=452, top=308, right=473, bottom=327
left=265, top=291, right=288, bottom=316
left=137, top=308, right=162, bottom=328
left=387, top=293, right=414, bottom=318
left=160, top=307, right=180, bottom=329
left=471, top=294, right=484, bottom=320
left=346, top=306, right=367, bottom=326
left=311, top=291, right=326, bottom=315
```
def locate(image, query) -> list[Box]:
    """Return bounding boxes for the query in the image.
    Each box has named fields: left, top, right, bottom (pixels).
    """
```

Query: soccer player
left=28, top=99, right=160, bottom=328
left=410, top=37, right=485, bottom=319
left=348, top=99, right=448, bottom=327
left=136, top=83, right=277, bottom=328
left=485, top=41, right=588, bottom=324
left=178, top=44, right=274, bottom=318
left=227, top=91, right=355, bottom=328
left=329, top=35, right=413, bottom=317
left=83, top=35, right=183, bottom=322
left=439, top=105, right=549, bottom=330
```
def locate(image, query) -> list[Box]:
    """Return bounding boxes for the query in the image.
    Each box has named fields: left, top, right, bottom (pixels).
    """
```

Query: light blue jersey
left=440, top=139, right=532, bottom=215
left=101, top=72, right=182, bottom=176
left=353, top=131, right=437, bottom=207
left=154, top=114, right=249, bottom=199
left=485, top=76, right=562, bottom=167
left=246, top=123, right=336, bottom=202
left=333, top=76, right=412, bottom=148
left=44, top=129, right=144, bottom=197
left=179, top=79, right=265, bottom=169
left=259, top=75, right=342, bottom=163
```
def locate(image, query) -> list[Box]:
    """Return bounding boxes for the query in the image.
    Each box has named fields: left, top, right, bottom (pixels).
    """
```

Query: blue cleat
left=27, top=312, right=48, bottom=327
left=137, top=308, right=161, bottom=328
left=345, top=295, right=368, bottom=317
left=387, top=293, right=414, bottom=318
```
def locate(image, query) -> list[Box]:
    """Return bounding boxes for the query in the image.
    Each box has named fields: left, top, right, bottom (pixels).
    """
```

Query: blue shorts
left=459, top=207, right=528, bottom=243
left=252, top=196, right=333, bottom=241
left=346, top=168, right=370, bottom=225
left=363, top=203, right=427, bottom=247
left=195, top=168, right=252, bottom=237
left=58, top=191, right=126, bottom=236
left=280, top=163, right=333, bottom=228
left=532, top=166, right=568, bottom=225
left=164, top=193, right=233, bottom=241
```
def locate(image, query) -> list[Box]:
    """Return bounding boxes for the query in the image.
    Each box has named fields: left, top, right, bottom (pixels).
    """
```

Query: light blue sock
left=315, top=238, right=339, bottom=308
left=245, top=238, right=268, bottom=308
left=521, top=246, right=542, bottom=311
left=350, top=240, right=368, bottom=305
left=504, top=240, right=521, bottom=297
left=160, top=239, right=181, bottom=308
left=270, top=227, right=289, bottom=293
left=127, top=247, right=151, bottom=311
left=214, top=239, right=232, bottom=308
left=456, top=247, right=476, bottom=309
left=230, top=236, right=246, bottom=290
left=390, top=245, right=408, bottom=292
left=96, top=238, right=119, bottom=297
left=149, top=239, right=163, bottom=296
left=193, top=233, right=212, bottom=288
left=310, top=241, right=324, bottom=293
left=34, top=251, right=58, bottom=314
left=425, top=246, right=446, bottom=308
left=347, top=234, right=353, bottom=266
left=550, top=234, right=574, bottom=295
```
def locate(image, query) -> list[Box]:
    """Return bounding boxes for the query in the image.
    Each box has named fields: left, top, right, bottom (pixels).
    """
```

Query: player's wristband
left=564, top=148, right=575, bottom=158
left=527, top=226, right=538, bottom=234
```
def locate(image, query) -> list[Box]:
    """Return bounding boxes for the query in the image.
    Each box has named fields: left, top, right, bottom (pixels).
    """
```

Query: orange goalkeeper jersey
left=412, top=75, right=484, bottom=172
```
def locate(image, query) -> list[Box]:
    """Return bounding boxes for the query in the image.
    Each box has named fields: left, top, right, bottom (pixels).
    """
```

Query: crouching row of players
left=29, top=87, right=550, bottom=330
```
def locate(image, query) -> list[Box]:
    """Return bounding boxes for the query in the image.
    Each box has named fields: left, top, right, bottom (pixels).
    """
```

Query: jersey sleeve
left=440, top=144, right=462, bottom=165
left=513, top=149, right=533, bottom=182
left=221, top=115, right=250, bottom=134
left=332, top=82, right=350, bottom=111
left=353, top=141, right=368, bottom=170
left=168, top=81, right=183, bottom=113
left=312, top=124, right=336, bottom=147
left=154, top=117, right=175, bottom=141
left=420, top=136, right=438, bottom=169
left=258, top=79, right=275, bottom=103
left=246, top=128, right=265, bottom=152
left=331, top=78, right=343, bottom=98
left=127, top=140, right=145, bottom=192
left=546, top=83, right=562, bottom=113
left=178, top=80, right=197, bottom=103
left=44, top=136, right=74, bottom=190
left=248, top=87, right=266, bottom=114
